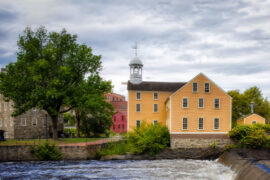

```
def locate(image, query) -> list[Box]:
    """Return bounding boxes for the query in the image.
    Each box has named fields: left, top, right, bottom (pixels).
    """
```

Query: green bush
left=229, top=124, right=270, bottom=149
left=31, top=142, right=62, bottom=160
left=95, top=141, right=129, bottom=158
left=63, top=128, right=76, bottom=137
left=128, top=122, right=170, bottom=155
left=210, top=142, right=217, bottom=149
left=224, top=144, right=236, bottom=151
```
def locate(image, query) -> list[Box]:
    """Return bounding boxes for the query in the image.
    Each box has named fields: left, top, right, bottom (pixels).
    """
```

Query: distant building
left=237, top=114, right=265, bottom=125
left=105, top=93, right=127, bottom=133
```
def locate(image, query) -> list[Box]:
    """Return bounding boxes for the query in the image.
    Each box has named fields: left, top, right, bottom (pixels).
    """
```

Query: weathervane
left=133, top=42, right=138, bottom=57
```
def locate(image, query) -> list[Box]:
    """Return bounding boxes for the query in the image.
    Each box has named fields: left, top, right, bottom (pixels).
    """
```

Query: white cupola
left=129, top=56, right=143, bottom=84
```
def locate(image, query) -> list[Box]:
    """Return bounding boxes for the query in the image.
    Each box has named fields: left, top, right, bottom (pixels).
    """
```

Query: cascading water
left=0, top=159, right=236, bottom=179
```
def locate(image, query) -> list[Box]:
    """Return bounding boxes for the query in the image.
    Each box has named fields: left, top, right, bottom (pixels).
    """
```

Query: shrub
left=210, top=142, right=217, bottom=149
left=128, top=122, right=170, bottom=155
left=96, top=141, right=129, bottom=157
left=229, top=124, right=270, bottom=149
left=31, top=142, right=62, bottom=160
left=224, top=144, right=236, bottom=151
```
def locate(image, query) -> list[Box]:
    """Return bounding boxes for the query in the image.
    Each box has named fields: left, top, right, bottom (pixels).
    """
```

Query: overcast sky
left=0, top=0, right=270, bottom=98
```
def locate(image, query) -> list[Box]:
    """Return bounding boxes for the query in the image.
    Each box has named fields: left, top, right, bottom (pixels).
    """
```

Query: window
left=204, top=83, right=210, bottom=93
left=136, top=92, right=141, bottom=100
left=113, top=125, right=115, bottom=130
left=136, top=104, right=141, bottom=112
left=114, top=116, right=116, bottom=121
left=252, top=121, right=256, bottom=124
left=198, top=118, right=204, bottom=130
left=198, top=98, right=204, bottom=108
left=122, top=115, right=124, bottom=121
left=32, top=118, right=37, bottom=126
left=21, top=118, right=26, bottom=126
left=122, top=124, right=124, bottom=129
left=214, top=118, right=219, bottom=130
left=136, top=120, right=141, bottom=128
left=0, top=118, right=2, bottom=127
left=153, top=120, right=158, bottom=125
left=32, top=107, right=37, bottom=112
left=4, top=132, right=8, bottom=139
left=4, top=103, right=7, bottom=111
left=193, top=82, right=198, bottom=93
left=182, top=98, right=188, bottom=108
left=118, top=124, right=120, bottom=129
left=9, top=103, right=13, bottom=109
left=183, top=117, right=188, bottom=130
left=10, top=118, right=13, bottom=127
left=214, top=98, right=220, bottom=109
left=154, top=92, right=158, bottom=100
left=153, top=104, right=158, bottom=112
left=121, top=104, right=126, bottom=110
left=4, top=118, right=7, bottom=127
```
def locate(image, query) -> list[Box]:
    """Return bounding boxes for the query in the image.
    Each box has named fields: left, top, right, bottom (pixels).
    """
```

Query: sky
left=0, top=0, right=270, bottom=98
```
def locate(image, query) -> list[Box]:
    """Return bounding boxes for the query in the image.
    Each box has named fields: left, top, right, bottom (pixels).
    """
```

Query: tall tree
left=228, top=86, right=270, bottom=127
left=0, top=27, right=103, bottom=139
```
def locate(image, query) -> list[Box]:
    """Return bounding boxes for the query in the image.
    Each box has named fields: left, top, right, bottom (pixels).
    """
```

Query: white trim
left=192, top=82, right=198, bottom=93
left=198, top=98, right=204, bottom=108
left=153, top=103, right=158, bottom=112
left=153, top=92, right=158, bottom=100
left=136, top=91, right=141, bottom=100
left=170, top=97, right=172, bottom=132
left=182, top=97, right=188, bottom=108
left=214, top=117, right=220, bottom=130
left=153, top=120, right=158, bottom=125
left=127, top=92, right=129, bottom=132
left=182, top=117, right=188, bottom=130
left=170, top=72, right=232, bottom=99
left=252, top=121, right=257, bottom=124
left=170, top=132, right=228, bottom=134
left=136, top=120, right=141, bottom=128
left=136, top=103, right=141, bottom=112
left=230, top=97, right=232, bottom=130
left=198, top=117, right=204, bottom=130
left=214, top=98, right=220, bottom=109
left=204, top=82, right=210, bottom=93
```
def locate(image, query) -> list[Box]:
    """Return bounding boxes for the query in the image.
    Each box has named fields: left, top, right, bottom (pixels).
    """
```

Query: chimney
left=250, top=101, right=254, bottom=114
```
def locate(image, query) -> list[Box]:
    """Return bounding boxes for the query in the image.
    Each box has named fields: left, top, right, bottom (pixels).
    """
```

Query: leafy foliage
left=128, top=122, right=170, bottom=155
left=0, top=26, right=110, bottom=139
left=95, top=141, right=129, bottom=158
left=228, top=87, right=270, bottom=127
left=31, top=142, right=61, bottom=160
left=209, top=142, right=217, bottom=149
left=63, top=113, right=75, bottom=126
left=229, top=124, right=270, bottom=148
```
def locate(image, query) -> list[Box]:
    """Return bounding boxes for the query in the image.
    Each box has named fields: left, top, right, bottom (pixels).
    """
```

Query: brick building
left=105, top=93, right=127, bottom=133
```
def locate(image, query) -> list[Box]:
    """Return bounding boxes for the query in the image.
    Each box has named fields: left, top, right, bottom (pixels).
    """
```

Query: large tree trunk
left=51, top=115, right=58, bottom=140
left=75, top=110, right=81, bottom=138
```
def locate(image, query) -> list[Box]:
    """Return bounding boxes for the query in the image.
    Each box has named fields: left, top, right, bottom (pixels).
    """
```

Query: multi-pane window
left=122, top=115, right=124, bottom=121
left=136, top=104, right=141, bottom=112
left=153, top=120, right=158, bottom=125
left=154, top=92, right=158, bottom=100
left=193, top=82, right=198, bottom=93
left=118, top=124, right=120, bottom=129
left=183, top=117, right=188, bottom=130
left=32, top=118, right=37, bottom=126
left=136, top=120, right=141, bottom=128
left=182, top=98, right=188, bottom=108
left=153, top=104, right=158, bottom=112
left=199, top=98, right=204, bottom=108
left=21, top=118, right=26, bottom=126
left=204, top=83, right=210, bottom=93
left=198, top=118, right=204, bottom=130
left=214, top=98, right=220, bottom=109
left=136, top=92, right=141, bottom=100
left=252, top=121, right=256, bottom=124
left=121, top=104, right=125, bottom=110
left=214, top=118, right=219, bottom=130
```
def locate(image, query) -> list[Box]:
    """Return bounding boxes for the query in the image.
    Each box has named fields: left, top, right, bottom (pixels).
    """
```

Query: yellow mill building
left=127, top=56, right=232, bottom=148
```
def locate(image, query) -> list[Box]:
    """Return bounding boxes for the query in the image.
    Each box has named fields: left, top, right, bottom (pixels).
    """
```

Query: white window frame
left=214, top=118, right=220, bottom=130
left=198, top=98, right=204, bottom=108
left=153, top=92, right=158, bottom=100
left=192, top=82, right=198, bottom=93
left=9, top=102, right=13, bottom=109
left=4, top=132, right=8, bottom=139
left=214, top=98, right=220, bottom=109
left=182, top=98, right=188, bottom=108
left=153, top=104, right=158, bottom=112
left=153, top=120, right=158, bottom=125
left=182, top=117, right=188, bottom=130
left=136, top=92, right=141, bottom=100
left=21, top=118, right=26, bottom=126
left=252, top=121, right=256, bottom=124
left=136, top=120, right=141, bottom=128
left=10, top=118, right=13, bottom=127
left=204, top=82, right=210, bottom=93
left=136, top=103, right=141, bottom=112
left=198, top=117, right=204, bottom=130
left=32, top=118, right=37, bottom=126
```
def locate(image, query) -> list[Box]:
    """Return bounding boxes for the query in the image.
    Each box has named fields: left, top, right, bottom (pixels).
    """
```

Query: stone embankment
left=218, top=149, right=270, bottom=180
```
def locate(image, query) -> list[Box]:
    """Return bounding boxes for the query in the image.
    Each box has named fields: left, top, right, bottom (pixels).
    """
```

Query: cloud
left=0, top=0, right=270, bottom=98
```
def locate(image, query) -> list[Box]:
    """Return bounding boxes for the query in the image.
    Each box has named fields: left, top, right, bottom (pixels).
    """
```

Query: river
left=0, top=159, right=235, bottom=179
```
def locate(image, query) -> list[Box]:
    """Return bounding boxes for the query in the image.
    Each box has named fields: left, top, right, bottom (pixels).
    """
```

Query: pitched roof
left=237, top=113, right=265, bottom=121
left=128, top=81, right=186, bottom=92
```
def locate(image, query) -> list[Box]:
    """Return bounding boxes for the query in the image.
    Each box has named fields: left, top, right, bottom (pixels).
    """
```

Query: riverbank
left=218, top=149, right=270, bottom=180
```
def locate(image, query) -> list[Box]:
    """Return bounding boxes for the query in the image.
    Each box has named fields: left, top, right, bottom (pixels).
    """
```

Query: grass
left=96, top=141, right=129, bottom=157
left=0, top=138, right=102, bottom=146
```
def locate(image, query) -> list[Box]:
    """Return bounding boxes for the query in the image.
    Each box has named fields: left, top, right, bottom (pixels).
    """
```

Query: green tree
left=228, top=86, right=270, bottom=127
left=0, top=26, right=103, bottom=139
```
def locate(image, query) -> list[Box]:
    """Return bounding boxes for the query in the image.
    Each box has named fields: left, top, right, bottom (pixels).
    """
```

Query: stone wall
left=170, top=134, right=232, bottom=149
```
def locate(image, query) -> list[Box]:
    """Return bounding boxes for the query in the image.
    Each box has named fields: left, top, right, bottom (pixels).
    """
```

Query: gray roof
left=129, top=57, right=143, bottom=66
left=128, top=81, right=186, bottom=92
